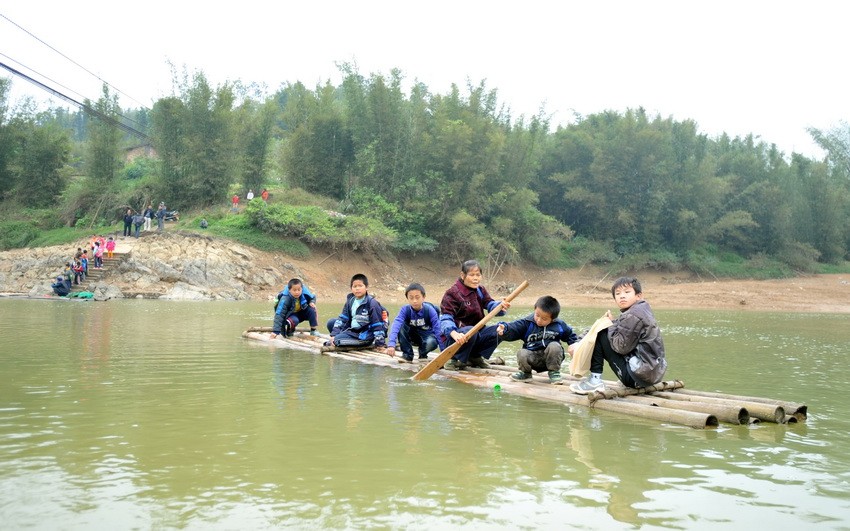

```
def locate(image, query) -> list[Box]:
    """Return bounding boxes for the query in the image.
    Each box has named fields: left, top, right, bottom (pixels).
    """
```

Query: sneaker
left=309, top=330, right=320, bottom=336
left=443, top=359, right=466, bottom=371
left=468, top=357, right=491, bottom=369
left=548, top=370, right=563, bottom=385
left=399, top=356, right=414, bottom=364
left=510, top=371, right=533, bottom=382
left=570, top=377, right=605, bottom=395
left=417, top=355, right=429, bottom=361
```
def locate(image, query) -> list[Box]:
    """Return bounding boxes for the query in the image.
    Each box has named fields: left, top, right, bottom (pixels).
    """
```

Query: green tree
left=238, top=98, right=276, bottom=194
left=86, top=85, right=122, bottom=185
left=150, top=71, right=237, bottom=207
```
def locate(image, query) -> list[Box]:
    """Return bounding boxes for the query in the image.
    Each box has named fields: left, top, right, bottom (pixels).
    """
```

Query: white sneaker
left=570, top=378, right=605, bottom=395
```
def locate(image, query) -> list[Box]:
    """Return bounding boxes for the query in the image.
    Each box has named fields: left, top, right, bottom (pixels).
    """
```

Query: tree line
left=1, top=67, right=848, bottom=273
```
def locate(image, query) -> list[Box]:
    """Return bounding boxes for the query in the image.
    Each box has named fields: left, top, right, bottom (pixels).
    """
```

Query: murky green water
left=1, top=300, right=849, bottom=529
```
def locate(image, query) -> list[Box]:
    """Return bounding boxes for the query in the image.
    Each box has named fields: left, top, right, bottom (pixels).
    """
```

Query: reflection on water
left=1, top=300, right=849, bottom=529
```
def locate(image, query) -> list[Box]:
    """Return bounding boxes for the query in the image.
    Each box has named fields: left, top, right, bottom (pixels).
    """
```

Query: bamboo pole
left=448, top=372, right=719, bottom=428
left=585, top=380, right=685, bottom=402
left=625, top=395, right=749, bottom=425
left=672, top=388, right=807, bottom=420
left=412, top=280, right=529, bottom=381
left=652, top=391, right=785, bottom=423
left=591, top=399, right=718, bottom=429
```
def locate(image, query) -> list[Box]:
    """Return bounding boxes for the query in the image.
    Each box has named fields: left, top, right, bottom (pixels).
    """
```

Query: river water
left=1, top=299, right=848, bottom=529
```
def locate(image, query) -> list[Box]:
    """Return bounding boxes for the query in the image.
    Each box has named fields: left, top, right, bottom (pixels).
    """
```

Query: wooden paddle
left=411, top=280, right=529, bottom=381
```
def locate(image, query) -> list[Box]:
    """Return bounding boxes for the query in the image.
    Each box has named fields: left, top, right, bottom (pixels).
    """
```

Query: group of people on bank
left=51, top=235, right=114, bottom=296
left=123, top=203, right=168, bottom=237
left=270, top=259, right=667, bottom=394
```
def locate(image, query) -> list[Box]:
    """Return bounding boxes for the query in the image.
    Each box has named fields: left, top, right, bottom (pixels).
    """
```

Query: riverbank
left=1, top=231, right=848, bottom=312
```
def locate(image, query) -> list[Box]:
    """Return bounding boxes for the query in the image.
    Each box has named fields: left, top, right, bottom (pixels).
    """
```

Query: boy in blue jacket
left=270, top=278, right=319, bottom=338
left=325, top=273, right=387, bottom=348
left=496, top=295, right=578, bottom=385
left=386, top=282, right=443, bottom=362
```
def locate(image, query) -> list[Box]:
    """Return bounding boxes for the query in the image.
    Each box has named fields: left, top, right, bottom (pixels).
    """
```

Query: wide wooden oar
left=412, top=280, right=529, bottom=381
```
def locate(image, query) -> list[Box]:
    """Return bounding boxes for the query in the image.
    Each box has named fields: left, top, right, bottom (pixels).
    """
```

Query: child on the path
left=106, top=237, right=116, bottom=258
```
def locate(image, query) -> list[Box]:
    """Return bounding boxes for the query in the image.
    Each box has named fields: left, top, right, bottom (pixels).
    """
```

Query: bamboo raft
left=242, top=327, right=808, bottom=430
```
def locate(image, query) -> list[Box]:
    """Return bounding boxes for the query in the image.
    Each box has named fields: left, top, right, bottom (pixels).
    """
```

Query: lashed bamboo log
left=448, top=372, right=718, bottom=429
left=625, top=395, right=749, bottom=425
left=672, top=388, right=807, bottom=421
left=652, top=391, right=785, bottom=423
left=585, top=380, right=685, bottom=402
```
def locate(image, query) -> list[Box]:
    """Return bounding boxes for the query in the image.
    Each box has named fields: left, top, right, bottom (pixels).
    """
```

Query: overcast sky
left=2, top=1, right=848, bottom=158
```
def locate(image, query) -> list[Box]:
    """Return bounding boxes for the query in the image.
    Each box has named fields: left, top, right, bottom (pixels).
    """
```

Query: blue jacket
left=331, top=293, right=386, bottom=343
left=498, top=314, right=578, bottom=351
left=273, top=284, right=317, bottom=334
left=388, top=302, right=443, bottom=349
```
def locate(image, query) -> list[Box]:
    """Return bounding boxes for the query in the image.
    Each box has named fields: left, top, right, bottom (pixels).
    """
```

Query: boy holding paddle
left=496, top=295, right=579, bottom=384
left=570, top=277, right=667, bottom=394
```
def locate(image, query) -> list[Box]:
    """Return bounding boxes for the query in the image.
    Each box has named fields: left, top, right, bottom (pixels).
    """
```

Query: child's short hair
left=405, top=282, right=425, bottom=298
left=534, top=295, right=560, bottom=319
left=350, top=273, right=369, bottom=287
left=461, top=259, right=481, bottom=274
left=611, top=276, right=642, bottom=296
left=287, top=278, right=302, bottom=289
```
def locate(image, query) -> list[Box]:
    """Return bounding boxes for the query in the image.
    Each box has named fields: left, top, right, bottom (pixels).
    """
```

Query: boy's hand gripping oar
left=412, top=280, right=529, bottom=381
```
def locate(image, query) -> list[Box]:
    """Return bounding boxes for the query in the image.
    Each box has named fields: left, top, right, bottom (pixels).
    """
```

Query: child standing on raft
left=439, top=259, right=510, bottom=371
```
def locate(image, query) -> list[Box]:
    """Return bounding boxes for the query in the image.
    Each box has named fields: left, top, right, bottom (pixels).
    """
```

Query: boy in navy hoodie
left=497, top=295, right=578, bottom=385
left=270, top=278, right=319, bottom=338
left=386, top=283, right=443, bottom=362
left=325, top=274, right=387, bottom=348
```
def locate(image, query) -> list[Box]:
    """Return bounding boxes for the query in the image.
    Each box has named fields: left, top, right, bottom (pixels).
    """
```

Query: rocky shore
left=0, top=231, right=304, bottom=301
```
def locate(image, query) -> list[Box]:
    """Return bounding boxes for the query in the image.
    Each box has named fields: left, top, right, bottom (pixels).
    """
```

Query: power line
left=0, top=52, right=150, bottom=132
left=0, top=60, right=150, bottom=142
left=0, top=12, right=150, bottom=110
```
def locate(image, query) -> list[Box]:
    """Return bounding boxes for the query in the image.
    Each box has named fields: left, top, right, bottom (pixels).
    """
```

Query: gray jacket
left=607, top=299, right=667, bottom=385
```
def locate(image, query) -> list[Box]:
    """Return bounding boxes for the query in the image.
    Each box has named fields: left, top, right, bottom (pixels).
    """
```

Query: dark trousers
left=326, top=318, right=373, bottom=347
left=448, top=325, right=499, bottom=363
left=590, top=333, right=638, bottom=388
left=123, top=221, right=132, bottom=236
left=397, top=324, right=438, bottom=360
left=287, top=307, right=318, bottom=329
left=134, top=223, right=142, bottom=237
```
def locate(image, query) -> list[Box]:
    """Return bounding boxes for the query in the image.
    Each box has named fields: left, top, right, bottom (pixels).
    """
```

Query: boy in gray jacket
left=571, top=277, right=667, bottom=394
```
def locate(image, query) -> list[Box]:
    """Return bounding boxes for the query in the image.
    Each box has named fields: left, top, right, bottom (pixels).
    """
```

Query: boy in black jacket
left=497, top=296, right=578, bottom=384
